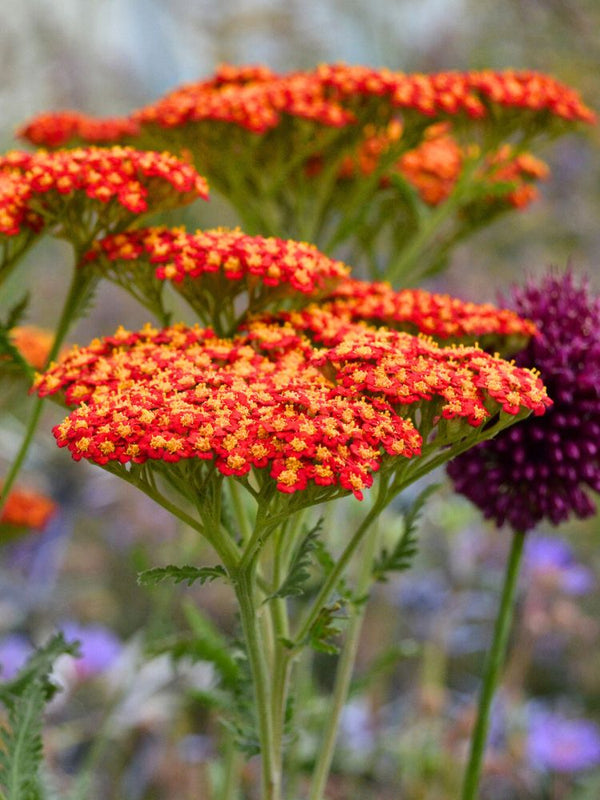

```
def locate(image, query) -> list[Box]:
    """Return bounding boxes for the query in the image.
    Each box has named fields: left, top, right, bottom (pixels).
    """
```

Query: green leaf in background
left=373, top=483, right=440, bottom=582
left=0, top=633, right=78, bottom=800
left=137, top=564, right=227, bottom=588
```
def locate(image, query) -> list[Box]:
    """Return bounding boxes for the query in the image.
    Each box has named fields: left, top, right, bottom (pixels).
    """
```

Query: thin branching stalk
left=460, top=528, right=525, bottom=800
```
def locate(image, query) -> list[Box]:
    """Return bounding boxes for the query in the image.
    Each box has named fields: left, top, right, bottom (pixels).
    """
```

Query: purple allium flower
left=527, top=709, right=600, bottom=773
left=524, top=535, right=595, bottom=595
left=447, top=270, right=600, bottom=532
left=60, top=621, right=122, bottom=680
left=0, top=633, right=33, bottom=680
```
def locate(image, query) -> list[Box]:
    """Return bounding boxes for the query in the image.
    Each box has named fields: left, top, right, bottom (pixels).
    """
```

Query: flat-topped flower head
left=34, top=323, right=421, bottom=499
left=85, top=226, right=349, bottom=331
left=448, top=270, right=600, bottom=531
left=0, top=147, right=208, bottom=247
left=0, top=486, right=56, bottom=534
left=316, top=64, right=596, bottom=125
left=259, top=279, right=538, bottom=354
left=17, top=112, right=140, bottom=148
left=311, top=325, right=551, bottom=427
left=17, top=65, right=593, bottom=264
left=36, top=316, right=550, bottom=500
left=18, top=65, right=595, bottom=150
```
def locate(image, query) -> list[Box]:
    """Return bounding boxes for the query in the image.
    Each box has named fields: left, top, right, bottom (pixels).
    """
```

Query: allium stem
left=461, top=528, right=525, bottom=800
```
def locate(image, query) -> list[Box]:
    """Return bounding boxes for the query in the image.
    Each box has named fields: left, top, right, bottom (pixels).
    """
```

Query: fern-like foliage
left=0, top=633, right=78, bottom=800
left=372, top=483, right=439, bottom=582
left=0, top=295, right=34, bottom=382
left=308, top=601, right=347, bottom=655
left=137, top=564, right=227, bottom=587
left=267, top=518, right=323, bottom=600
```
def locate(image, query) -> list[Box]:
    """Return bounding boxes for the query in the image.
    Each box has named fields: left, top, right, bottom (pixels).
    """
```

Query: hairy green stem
left=461, top=528, right=525, bottom=800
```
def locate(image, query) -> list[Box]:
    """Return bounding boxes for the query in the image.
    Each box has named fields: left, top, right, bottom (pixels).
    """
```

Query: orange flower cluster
left=397, top=124, right=463, bottom=205
left=0, top=170, right=44, bottom=236
left=87, top=226, right=349, bottom=295
left=0, top=147, right=209, bottom=237
left=340, top=280, right=538, bottom=338
left=34, top=318, right=550, bottom=499
left=482, top=144, right=550, bottom=209
left=18, top=64, right=595, bottom=148
left=18, top=111, right=140, bottom=149
left=9, top=326, right=55, bottom=370
left=0, top=486, right=56, bottom=531
left=336, top=122, right=549, bottom=209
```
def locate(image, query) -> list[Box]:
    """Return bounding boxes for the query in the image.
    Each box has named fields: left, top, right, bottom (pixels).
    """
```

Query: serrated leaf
left=180, top=601, right=240, bottom=687
left=3, top=294, right=30, bottom=332
left=373, top=483, right=439, bottom=582
left=309, top=601, right=347, bottom=654
left=137, top=564, right=227, bottom=588
left=0, top=329, right=35, bottom=382
left=0, top=633, right=77, bottom=800
left=267, top=519, right=323, bottom=600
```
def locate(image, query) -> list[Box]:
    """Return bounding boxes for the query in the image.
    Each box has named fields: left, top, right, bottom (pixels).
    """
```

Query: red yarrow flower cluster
left=86, top=226, right=349, bottom=295
left=258, top=279, right=537, bottom=350
left=34, top=318, right=550, bottom=500
left=316, top=64, right=596, bottom=123
left=18, top=112, right=141, bottom=149
left=18, top=64, right=595, bottom=148
left=0, top=147, right=208, bottom=237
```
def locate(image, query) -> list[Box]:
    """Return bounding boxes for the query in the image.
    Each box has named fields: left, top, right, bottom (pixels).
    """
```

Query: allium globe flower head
left=447, top=270, right=600, bottom=531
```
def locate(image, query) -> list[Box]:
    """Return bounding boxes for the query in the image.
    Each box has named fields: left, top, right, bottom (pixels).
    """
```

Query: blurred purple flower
left=524, top=536, right=595, bottom=595
left=61, top=622, right=122, bottom=680
left=448, top=270, right=600, bottom=532
left=527, top=709, right=600, bottom=773
left=0, top=633, right=33, bottom=680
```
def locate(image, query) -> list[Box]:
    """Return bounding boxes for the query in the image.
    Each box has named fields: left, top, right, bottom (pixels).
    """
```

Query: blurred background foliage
left=1, top=1, right=600, bottom=798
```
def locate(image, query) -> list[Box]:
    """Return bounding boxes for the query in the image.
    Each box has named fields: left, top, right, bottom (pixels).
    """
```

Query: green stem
left=0, top=269, right=95, bottom=513
left=383, top=154, right=484, bottom=286
left=234, top=567, right=281, bottom=800
left=308, top=516, right=381, bottom=800
left=460, top=528, right=525, bottom=800
left=220, top=731, right=243, bottom=800
left=291, top=483, right=388, bottom=653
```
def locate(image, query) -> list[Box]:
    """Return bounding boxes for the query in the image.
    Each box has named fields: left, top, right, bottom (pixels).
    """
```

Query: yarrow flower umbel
left=448, top=270, right=600, bottom=531
left=84, top=226, right=350, bottom=331
left=34, top=314, right=550, bottom=500
left=0, top=147, right=208, bottom=239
